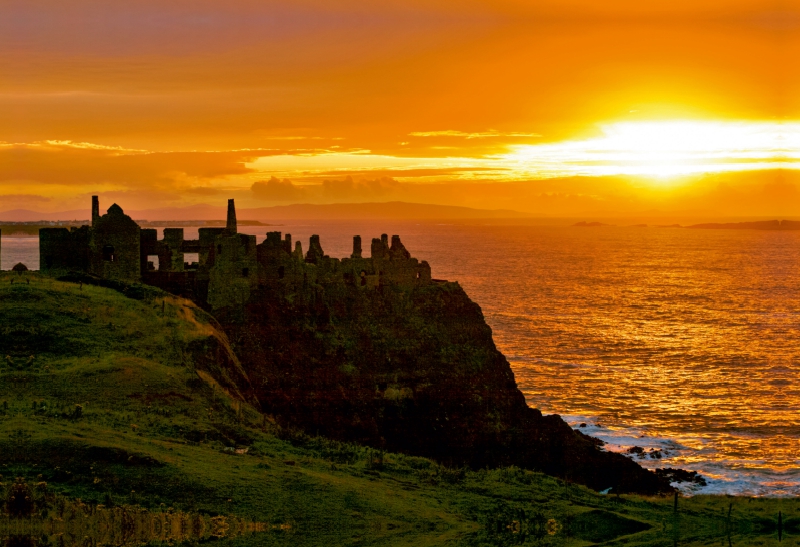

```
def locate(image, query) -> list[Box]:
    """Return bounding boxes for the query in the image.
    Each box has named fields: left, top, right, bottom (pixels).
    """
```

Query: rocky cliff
left=217, top=277, right=670, bottom=494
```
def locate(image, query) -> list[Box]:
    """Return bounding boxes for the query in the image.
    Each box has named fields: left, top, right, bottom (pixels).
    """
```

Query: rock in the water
left=655, top=467, right=707, bottom=486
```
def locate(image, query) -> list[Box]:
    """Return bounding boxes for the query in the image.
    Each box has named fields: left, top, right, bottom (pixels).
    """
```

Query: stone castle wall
left=39, top=226, right=91, bottom=273
left=88, top=204, right=141, bottom=281
left=257, top=229, right=431, bottom=295
left=38, top=197, right=433, bottom=310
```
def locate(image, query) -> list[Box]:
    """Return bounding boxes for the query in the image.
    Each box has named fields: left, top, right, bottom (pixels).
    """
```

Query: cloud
left=0, top=193, right=53, bottom=211
left=0, top=141, right=331, bottom=211
left=409, top=130, right=541, bottom=139
left=0, top=194, right=51, bottom=202
left=185, top=186, right=225, bottom=195
left=0, top=141, right=264, bottom=189
left=4, top=139, right=799, bottom=219
left=4, top=1, right=794, bottom=163
left=250, top=175, right=404, bottom=202
left=250, top=175, right=407, bottom=203
left=259, top=136, right=345, bottom=141
left=313, top=167, right=506, bottom=178
left=0, top=140, right=322, bottom=211
left=251, top=177, right=308, bottom=201
left=322, top=176, right=402, bottom=199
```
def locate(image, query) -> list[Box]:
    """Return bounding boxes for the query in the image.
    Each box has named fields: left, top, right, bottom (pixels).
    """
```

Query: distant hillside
left=573, top=221, right=614, bottom=227
left=687, top=220, right=800, bottom=230
left=239, top=202, right=532, bottom=220
left=0, top=201, right=532, bottom=222
left=0, top=209, right=90, bottom=222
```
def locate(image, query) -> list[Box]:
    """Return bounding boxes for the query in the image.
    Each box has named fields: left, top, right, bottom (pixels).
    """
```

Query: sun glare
left=243, top=120, right=800, bottom=186
left=502, top=121, right=800, bottom=180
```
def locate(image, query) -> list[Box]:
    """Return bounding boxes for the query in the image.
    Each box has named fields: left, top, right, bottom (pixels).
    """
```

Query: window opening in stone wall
left=360, top=270, right=367, bottom=286
left=242, top=267, right=249, bottom=277
left=102, top=245, right=116, bottom=262
left=146, top=255, right=159, bottom=271
left=184, top=252, right=199, bottom=269
left=278, top=266, right=285, bottom=279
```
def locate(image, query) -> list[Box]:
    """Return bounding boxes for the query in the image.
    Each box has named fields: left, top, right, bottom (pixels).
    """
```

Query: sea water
left=5, top=222, right=799, bottom=496
left=1, top=237, right=41, bottom=270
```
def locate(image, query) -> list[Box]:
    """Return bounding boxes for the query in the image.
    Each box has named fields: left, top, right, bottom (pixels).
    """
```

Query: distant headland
left=573, top=220, right=800, bottom=230
left=686, top=220, right=800, bottom=230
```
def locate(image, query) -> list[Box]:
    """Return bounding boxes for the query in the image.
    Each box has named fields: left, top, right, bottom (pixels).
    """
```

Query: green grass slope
left=0, top=273, right=797, bottom=546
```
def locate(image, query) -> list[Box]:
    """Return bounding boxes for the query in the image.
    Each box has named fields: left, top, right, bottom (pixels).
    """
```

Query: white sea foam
left=560, top=414, right=800, bottom=497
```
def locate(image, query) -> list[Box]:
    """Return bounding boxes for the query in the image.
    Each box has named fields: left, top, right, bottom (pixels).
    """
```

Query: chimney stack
left=352, top=235, right=362, bottom=258
left=284, top=233, right=292, bottom=254
left=91, top=196, right=100, bottom=226
left=225, top=199, right=237, bottom=234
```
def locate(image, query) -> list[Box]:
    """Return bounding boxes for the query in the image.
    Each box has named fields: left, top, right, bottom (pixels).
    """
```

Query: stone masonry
left=39, top=197, right=432, bottom=310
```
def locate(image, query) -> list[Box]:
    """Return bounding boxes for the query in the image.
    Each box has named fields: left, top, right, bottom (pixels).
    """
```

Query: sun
left=501, top=120, right=798, bottom=180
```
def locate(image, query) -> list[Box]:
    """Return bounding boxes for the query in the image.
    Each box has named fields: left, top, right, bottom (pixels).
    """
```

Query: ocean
left=4, top=222, right=799, bottom=496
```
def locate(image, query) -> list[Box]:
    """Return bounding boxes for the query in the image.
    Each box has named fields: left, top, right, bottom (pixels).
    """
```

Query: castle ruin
left=37, top=197, right=432, bottom=309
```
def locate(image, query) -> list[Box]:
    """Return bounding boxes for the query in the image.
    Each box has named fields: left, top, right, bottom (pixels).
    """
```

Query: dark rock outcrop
left=218, top=279, right=671, bottom=494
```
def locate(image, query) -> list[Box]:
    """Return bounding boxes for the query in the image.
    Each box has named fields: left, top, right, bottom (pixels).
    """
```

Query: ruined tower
left=89, top=203, right=141, bottom=282
left=225, top=199, right=237, bottom=234
left=206, top=197, right=258, bottom=310
left=91, top=196, right=100, bottom=227
left=351, top=236, right=362, bottom=259
left=305, top=235, right=325, bottom=264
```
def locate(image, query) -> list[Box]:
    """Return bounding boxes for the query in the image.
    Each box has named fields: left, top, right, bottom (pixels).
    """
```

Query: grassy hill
left=0, top=272, right=796, bottom=546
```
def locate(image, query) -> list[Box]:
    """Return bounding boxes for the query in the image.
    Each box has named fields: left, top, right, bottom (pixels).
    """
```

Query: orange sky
left=1, top=0, right=799, bottom=218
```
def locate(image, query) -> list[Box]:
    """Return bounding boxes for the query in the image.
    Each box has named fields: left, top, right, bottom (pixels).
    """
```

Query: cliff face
left=218, top=279, right=670, bottom=494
